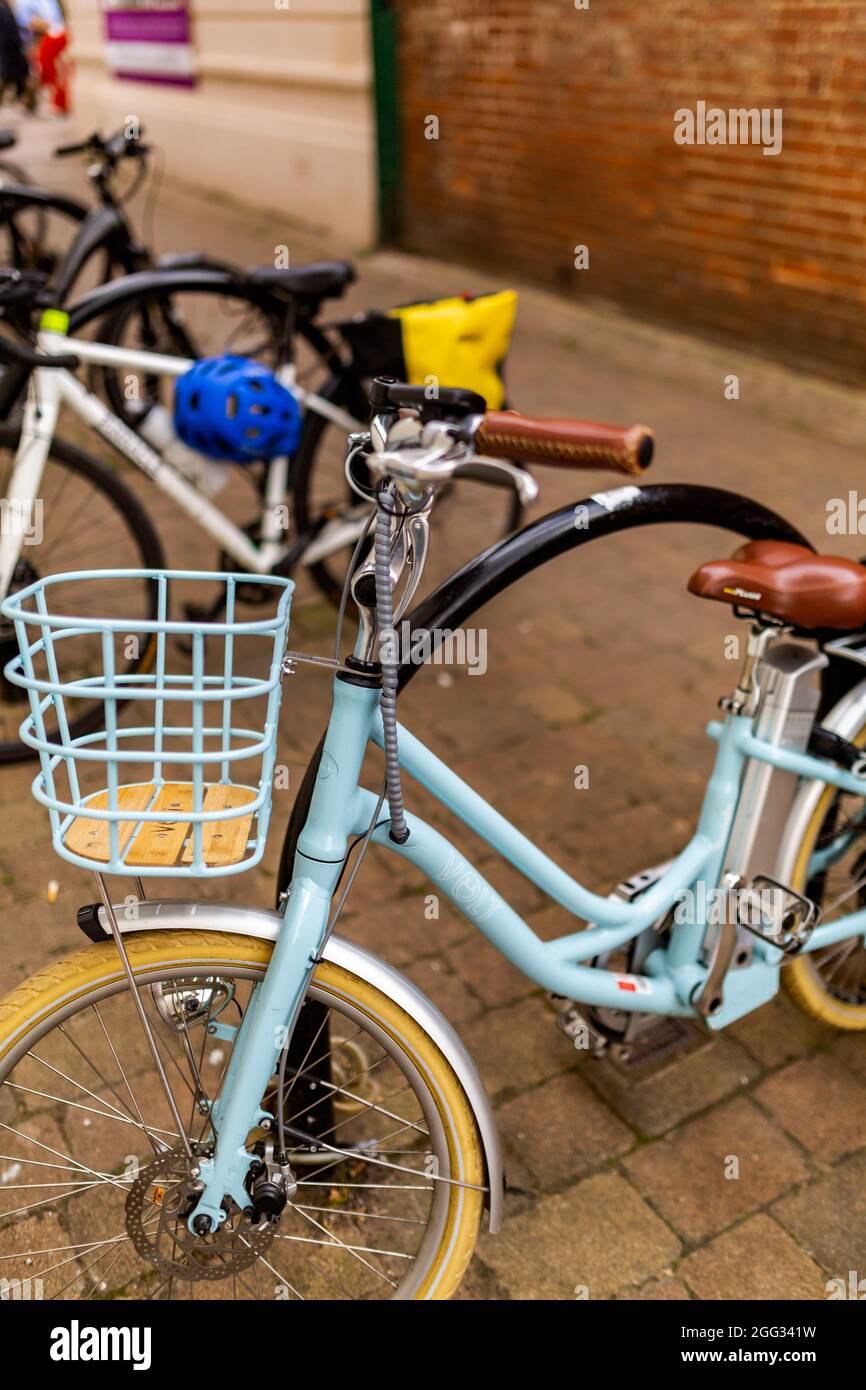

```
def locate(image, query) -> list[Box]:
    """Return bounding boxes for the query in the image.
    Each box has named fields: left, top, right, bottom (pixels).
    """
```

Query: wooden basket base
left=64, top=783, right=257, bottom=868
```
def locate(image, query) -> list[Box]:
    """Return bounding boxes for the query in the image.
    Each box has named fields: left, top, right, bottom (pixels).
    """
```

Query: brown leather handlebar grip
left=475, top=411, right=654, bottom=475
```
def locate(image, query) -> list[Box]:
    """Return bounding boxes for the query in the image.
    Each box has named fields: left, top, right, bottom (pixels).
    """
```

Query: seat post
left=722, top=622, right=786, bottom=717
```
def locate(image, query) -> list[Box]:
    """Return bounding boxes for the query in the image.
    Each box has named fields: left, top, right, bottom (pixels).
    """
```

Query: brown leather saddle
left=688, top=540, right=866, bottom=631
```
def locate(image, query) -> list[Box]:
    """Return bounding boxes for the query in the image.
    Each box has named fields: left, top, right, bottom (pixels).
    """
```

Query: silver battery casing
left=725, top=639, right=827, bottom=884
left=701, top=640, right=827, bottom=965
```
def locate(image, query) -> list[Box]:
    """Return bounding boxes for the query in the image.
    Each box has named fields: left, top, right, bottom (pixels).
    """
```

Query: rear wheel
left=0, top=930, right=485, bottom=1299
left=786, top=720, right=866, bottom=1028
left=0, top=426, right=163, bottom=762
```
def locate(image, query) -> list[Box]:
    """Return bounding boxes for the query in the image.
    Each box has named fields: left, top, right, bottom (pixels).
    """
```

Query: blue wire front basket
left=0, top=570, right=293, bottom=878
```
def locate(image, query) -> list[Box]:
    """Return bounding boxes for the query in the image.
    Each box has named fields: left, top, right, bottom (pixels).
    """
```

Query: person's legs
left=37, top=31, right=68, bottom=113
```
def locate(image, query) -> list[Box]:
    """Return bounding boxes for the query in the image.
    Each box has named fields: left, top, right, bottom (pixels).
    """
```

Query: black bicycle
left=0, top=126, right=256, bottom=418
left=0, top=126, right=233, bottom=300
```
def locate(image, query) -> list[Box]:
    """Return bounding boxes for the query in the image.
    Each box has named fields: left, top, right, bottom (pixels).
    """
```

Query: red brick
left=396, top=1, right=866, bottom=385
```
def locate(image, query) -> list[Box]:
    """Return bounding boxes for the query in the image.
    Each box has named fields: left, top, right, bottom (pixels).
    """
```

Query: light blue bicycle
left=2, top=380, right=866, bottom=1299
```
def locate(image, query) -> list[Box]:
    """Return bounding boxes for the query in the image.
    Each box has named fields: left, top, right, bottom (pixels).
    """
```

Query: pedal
left=696, top=872, right=817, bottom=1018
left=738, top=874, right=818, bottom=956
left=549, top=996, right=609, bottom=1057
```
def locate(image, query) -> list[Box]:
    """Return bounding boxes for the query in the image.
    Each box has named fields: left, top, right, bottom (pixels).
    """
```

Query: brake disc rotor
left=125, top=1151, right=275, bottom=1282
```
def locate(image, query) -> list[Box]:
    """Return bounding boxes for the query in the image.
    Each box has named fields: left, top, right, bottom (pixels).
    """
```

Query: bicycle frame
left=182, top=658, right=866, bottom=1230
left=12, top=343, right=862, bottom=1232
left=0, top=326, right=365, bottom=601
left=0, top=149, right=220, bottom=304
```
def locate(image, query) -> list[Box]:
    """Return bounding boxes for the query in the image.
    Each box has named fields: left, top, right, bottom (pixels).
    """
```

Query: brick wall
left=396, top=1, right=866, bottom=385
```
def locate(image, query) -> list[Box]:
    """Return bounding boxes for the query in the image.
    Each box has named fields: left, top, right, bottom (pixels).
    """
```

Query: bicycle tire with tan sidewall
left=0, top=929, right=485, bottom=1299
left=786, top=720, right=866, bottom=1030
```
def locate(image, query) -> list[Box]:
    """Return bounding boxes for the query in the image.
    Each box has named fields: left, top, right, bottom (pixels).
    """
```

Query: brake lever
left=452, top=457, right=538, bottom=506
left=365, top=443, right=451, bottom=493
left=366, top=441, right=538, bottom=507
left=419, top=418, right=538, bottom=503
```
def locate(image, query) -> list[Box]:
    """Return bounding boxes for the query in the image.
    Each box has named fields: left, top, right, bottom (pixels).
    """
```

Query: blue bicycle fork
left=188, top=678, right=379, bottom=1233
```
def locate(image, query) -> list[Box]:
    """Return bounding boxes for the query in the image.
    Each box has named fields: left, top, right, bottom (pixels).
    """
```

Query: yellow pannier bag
left=338, top=290, right=518, bottom=410
left=388, top=290, right=517, bottom=410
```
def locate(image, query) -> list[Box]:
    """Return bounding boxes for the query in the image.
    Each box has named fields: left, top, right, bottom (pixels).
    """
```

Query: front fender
left=80, top=897, right=505, bottom=1232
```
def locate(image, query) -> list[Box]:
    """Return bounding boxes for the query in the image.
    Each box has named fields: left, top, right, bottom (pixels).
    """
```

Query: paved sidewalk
left=2, top=113, right=866, bottom=1300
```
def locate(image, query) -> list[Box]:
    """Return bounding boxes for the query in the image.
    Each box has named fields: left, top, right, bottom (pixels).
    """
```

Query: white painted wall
left=63, top=0, right=377, bottom=248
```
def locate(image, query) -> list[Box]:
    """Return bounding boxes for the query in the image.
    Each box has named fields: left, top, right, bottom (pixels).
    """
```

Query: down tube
left=352, top=788, right=688, bottom=1017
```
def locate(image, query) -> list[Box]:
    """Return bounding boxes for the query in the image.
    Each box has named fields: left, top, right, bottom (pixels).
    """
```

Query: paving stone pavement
left=2, top=114, right=866, bottom=1300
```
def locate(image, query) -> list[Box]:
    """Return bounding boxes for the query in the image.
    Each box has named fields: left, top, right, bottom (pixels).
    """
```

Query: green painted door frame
left=370, top=0, right=401, bottom=243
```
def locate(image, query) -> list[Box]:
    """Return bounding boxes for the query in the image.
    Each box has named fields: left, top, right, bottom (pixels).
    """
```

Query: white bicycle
left=0, top=270, right=525, bottom=759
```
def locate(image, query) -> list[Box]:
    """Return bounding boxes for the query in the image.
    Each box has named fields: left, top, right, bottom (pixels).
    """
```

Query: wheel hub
left=125, top=1151, right=275, bottom=1282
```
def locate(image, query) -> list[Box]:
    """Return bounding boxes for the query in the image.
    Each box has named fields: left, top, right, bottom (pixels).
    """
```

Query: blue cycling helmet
left=173, top=355, right=303, bottom=464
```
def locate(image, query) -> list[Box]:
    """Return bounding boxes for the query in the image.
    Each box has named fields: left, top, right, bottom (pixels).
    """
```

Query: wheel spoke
left=291, top=1204, right=425, bottom=1226
left=4, top=1078, right=178, bottom=1142
left=0, top=1120, right=130, bottom=1195
left=0, top=953, right=474, bottom=1298
left=91, top=1006, right=161, bottom=1154
left=286, top=1203, right=399, bottom=1288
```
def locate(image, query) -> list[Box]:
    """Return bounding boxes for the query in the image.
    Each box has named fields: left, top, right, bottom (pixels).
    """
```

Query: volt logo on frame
left=49, top=1319, right=152, bottom=1370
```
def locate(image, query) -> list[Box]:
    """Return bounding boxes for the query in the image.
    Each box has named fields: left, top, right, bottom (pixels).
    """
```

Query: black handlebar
left=0, top=335, right=79, bottom=370
left=53, top=139, right=91, bottom=158
left=54, top=128, right=149, bottom=164
left=369, top=376, right=487, bottom=420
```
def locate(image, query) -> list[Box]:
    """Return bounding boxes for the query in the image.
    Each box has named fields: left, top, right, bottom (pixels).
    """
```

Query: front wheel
left=0, top=183, right=51, bottom=275
left=0, top=930, right=485, bottom=1299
